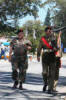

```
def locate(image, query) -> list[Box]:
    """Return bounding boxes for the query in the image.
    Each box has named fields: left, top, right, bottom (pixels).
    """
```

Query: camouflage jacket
left=10, top=37, right=31, bottom=61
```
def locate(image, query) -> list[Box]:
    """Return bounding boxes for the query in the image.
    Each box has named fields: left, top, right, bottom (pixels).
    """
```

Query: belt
left=43, top=49, right=53, bottom=53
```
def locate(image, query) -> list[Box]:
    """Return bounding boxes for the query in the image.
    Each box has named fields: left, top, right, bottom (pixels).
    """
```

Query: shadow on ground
left=62, top=65, right=66, bottom=69
left=58, top=76, right=66, bottom=86
left=0, top=71, right=66, bottom=100
left=26, top=73, right=43, bottom=85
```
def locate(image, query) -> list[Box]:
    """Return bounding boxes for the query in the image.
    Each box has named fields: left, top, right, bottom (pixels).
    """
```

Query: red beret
left=16, top=29, right=23, bottom=34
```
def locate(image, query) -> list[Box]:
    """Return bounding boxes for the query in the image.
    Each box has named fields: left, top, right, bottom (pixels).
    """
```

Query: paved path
left=0, top=56, right=66, bottom=100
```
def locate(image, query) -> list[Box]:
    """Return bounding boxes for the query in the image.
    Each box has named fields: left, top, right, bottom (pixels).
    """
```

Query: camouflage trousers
left=42, top=61, right=56, bottom=91
left=11, top=55, right=28, bottom=83
left=54, top=57, right=60, bottom=90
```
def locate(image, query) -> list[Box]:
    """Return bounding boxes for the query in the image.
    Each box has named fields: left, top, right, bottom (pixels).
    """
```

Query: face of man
left=18, top=32, right=24, bottom=39
left=45, top=29, right=52, bottom=36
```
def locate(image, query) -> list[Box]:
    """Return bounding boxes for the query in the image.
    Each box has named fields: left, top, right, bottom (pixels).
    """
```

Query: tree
left=23, top=20, right=44, bottom=39
left=22, top=20, right=45, bottom=54
left=42, top=0, right=66, bottom=26
left=44, top=8, right=51, bottom=26
left=0, top=0, right=42, bottom=29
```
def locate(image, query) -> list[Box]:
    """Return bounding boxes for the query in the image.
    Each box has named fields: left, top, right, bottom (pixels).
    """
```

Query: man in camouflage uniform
left=37, top=26, right=59, bottom=93
left=9, top=29, right=31, bottom=90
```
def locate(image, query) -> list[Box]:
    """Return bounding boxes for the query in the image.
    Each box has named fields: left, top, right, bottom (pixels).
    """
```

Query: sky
left=18, top=1, right=48, bottom=27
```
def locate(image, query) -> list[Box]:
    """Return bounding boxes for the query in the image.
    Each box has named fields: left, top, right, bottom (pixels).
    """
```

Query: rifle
left=53, top=26, right=66, bottom=33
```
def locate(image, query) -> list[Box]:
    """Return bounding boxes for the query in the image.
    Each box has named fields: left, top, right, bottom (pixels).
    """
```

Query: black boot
left=42, top=74, right=48, bottom=92
left=48, top=89, right=52, bottom=94
left=43, top=84, right=47, bottom=92
left=19, top=81, right=23, bottom=90
left=13, top=80, right=18, bottom=89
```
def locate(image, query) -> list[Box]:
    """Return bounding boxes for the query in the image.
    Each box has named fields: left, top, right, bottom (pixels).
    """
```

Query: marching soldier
left=9, top=29, right=31, bottom=90
left=37, top=26, right=59, bottom=93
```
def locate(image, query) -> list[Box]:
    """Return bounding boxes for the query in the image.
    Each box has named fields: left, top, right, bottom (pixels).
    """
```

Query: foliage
left=0, top=0, right=42, bottom=28
left=28, top=37, right=37, bottom=54
left=22, top=20, right=45, bottom=54
left=23, top=20, right=44, bottom=38
left=44, top=8, right=51, bottom=26
left=42, top=0, right=66, bottom=26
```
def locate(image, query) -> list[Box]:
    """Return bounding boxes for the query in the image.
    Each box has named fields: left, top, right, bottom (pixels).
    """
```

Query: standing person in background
left=37, top=26, right=59, bottom=94
left=9, top=29, right=31, bottom=90
left=1, top=48, right=5, bottom=59
left=53, top=31, right=62, bottom=91
left=0, top=43, right=1, bottom=59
